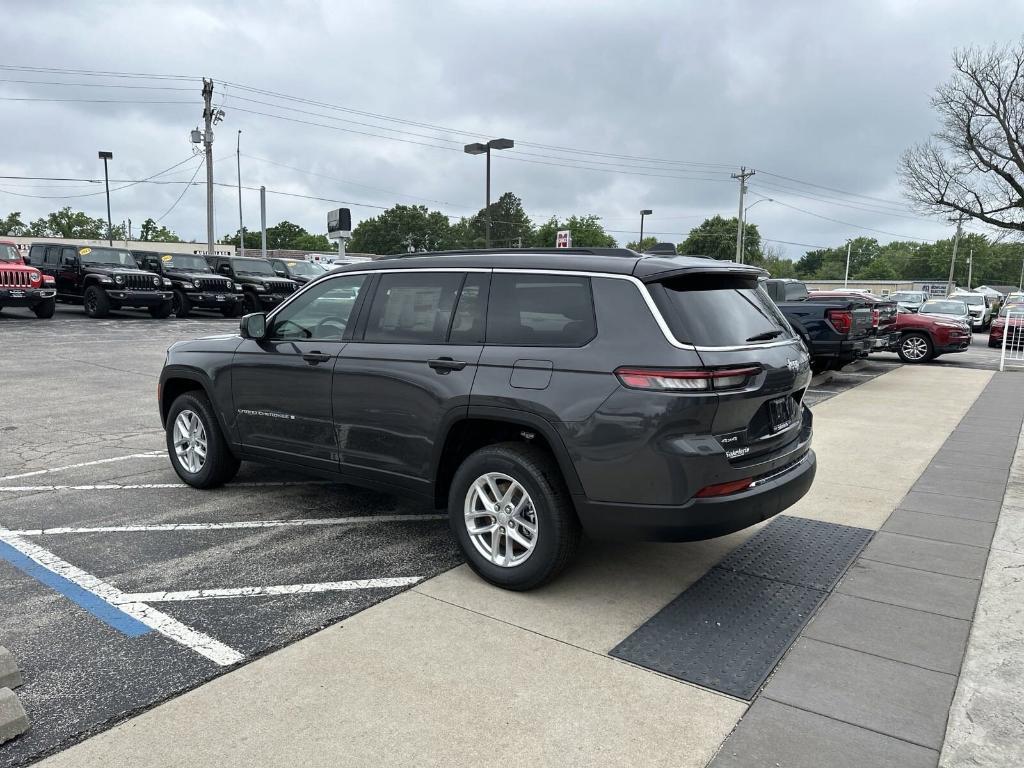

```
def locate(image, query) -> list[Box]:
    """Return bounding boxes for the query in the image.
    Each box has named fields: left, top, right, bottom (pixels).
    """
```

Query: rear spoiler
left=633, top=257, right=768, bottom=283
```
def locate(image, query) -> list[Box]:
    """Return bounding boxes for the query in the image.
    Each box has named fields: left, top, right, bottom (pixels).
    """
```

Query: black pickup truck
left=763, top=279, right=873, bottom=374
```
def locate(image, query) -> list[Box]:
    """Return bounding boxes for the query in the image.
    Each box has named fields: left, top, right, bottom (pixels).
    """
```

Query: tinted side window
left=45, top=246, right=59, bottom=266
left=449, top=273, right=488, bottom=344
left=61, top=247, right=77, bottom=266
left=486, top=274, right=596, bottom=347
left=270, top=274, right=366, bottom=341
left=30, top=246, right=45, bottom=265
left=363, top=272, right=462, bottom=344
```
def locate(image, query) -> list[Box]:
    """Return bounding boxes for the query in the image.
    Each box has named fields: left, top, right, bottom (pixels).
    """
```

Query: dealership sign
left=555, top=230, right=572, bottom=248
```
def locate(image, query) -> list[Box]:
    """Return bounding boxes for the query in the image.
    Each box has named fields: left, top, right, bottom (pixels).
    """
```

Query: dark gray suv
left=158, top=249, right=816, bottom=589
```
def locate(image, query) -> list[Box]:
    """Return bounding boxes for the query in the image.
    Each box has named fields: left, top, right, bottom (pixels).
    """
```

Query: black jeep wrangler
left=30, top=243, right=173, bottom=318
left=205, top=256, right=297, bottom=314
left=160, top=248, right=816, bottom=590
left=133, top=250, right=242, bottom=318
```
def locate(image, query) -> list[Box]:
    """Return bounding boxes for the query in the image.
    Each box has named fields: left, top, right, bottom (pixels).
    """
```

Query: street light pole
left=741, top=198, right=773, bottom=264
left=464, top=138, right=514, bottom=248
left=639, top=209, right=652, bottom=251
left=236, top=130, right=244, bottom=258
left=844, top=239, right=852, bottom=288
left=98, top=151, right=113, bottom=245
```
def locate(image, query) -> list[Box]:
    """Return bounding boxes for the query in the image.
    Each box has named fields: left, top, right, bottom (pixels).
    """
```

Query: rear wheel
left=32, top=298, right=56, bottom=318
left=172, top=289, right=192, bottom=318
left=165, top=391, right=240, bottom=488
left=83, top=286, right=110, bottom=318
left=448, top=442, right=580, bottom=590
left=897, top=332, right=933, bottom=363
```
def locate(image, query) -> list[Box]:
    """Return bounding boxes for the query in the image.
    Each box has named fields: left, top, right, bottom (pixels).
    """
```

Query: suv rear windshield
left=651, top=274, right=793, bottom=346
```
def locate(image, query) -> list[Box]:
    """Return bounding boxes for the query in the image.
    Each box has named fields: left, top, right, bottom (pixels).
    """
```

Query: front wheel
left=165, top=391, right=240, bottom=488
left=448, top=442, right=580, bottom=591
left=83, top=285, right=110, bottom=318
left=149, top=300, right=173, bottom=319
left=897, top=332, right=933, bottom=363
left=243, top=292, right=260, bottom=314
left=32, top=298, right=56, bottom=318
left=222, top=302, right=243, bottom=318
left=172, top=290, right=192, bottom=318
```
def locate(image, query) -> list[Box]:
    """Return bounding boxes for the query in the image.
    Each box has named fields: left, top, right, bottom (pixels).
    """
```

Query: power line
left=0, top=78, right=195, bottom=91
left=0, top=95, right=193, bottom=105
left=157, top=156, right=205, bottom=222
left=765, top=196, right=937, bottom=241
left=0, top=155, right=201, bottom=199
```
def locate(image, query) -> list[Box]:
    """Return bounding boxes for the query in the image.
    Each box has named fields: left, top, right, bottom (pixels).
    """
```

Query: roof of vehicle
left=334, top=248, right=766, bottom=281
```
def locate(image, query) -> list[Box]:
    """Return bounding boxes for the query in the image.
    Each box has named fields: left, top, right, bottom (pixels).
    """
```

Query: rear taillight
left=615, top=366, right=760, bottom=392
left=826, top=309, right=853, bottom=334
left=695, top=477, right=754, bottom=498
left=871, top=309, right=880, bottom=327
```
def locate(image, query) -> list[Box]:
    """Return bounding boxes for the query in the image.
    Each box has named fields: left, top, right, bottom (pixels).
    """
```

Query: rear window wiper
left=746, top=330, right=784, bottom=342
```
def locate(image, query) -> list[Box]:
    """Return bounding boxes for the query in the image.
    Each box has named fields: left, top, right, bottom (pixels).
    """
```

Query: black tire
left=32, top=298, right=56, bottom=318
left=165, top=391, right=240, bottom=489
left=989, top=339, right=999, bottom=348
left=222, top=302, right=243, bottom=318
left=897, top=331, right=933, bottom=364
left=149, top=300, right=173, bottom=319
left=172, top=290, right=192, bottom=318
left=83, top=285, right=110, bottom=318
left=243, top=292, right=260, bottom=313
left=448, top=442, right=581, bottom=590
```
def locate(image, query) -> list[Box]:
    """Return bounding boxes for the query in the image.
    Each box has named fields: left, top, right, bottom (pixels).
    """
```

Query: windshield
left=285, top=260, right=323, bottom=277
left=0, top=244, right=20, bottom=262
left=1000, top=305, right=1024, bottom=317
left=651, top=274, right=793, bottom=346
left=81, top=247, right=138, bottom=268
left=232, top=258, right=275, bottom=276
left=159, top=254, right=212, bottom=272
left=954, top=294, right=984, bottom=306
left=921, top=301, right=967, bottom=315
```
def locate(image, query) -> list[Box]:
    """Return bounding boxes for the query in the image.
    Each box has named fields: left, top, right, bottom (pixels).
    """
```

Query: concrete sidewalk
left=36, top=366, right=1002, bottom=768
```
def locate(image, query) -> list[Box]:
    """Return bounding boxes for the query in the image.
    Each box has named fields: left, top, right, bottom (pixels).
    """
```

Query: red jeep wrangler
left=0, top=240, right=56, bottom=318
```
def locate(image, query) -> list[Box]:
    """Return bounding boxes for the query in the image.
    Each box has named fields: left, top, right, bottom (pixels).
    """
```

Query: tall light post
left=236, top=130, right=244, bottom=257
left=740, top=197, right=772, bottom=264
left=464, top=138, right=514, bottom=248
left=98, top=151, right=113, bottom=245
left=639, top=209, right=653, bottom=251
left=844, top=239, right=853, bottom=288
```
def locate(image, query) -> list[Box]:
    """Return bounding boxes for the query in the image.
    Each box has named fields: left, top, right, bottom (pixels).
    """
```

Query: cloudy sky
left=2, top=0, right=1021, bottom=256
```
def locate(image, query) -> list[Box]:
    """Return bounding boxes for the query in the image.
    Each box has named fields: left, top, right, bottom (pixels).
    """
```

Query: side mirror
left=239, top=312, right=268, bottom=340
left=275, top=269, right=287, bottom=277
left=22, top=254, right=30, bottom=265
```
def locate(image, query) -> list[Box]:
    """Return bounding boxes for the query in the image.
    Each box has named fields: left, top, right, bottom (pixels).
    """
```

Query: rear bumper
left=0, top=288, right=55, bottom=306
left=574, top=448, right=816, bottom=542
left=107, top=290, right=172, bottom=306
left=870, top=332, right=897, bottom=350
left=812, top=336, right=870, bottom=365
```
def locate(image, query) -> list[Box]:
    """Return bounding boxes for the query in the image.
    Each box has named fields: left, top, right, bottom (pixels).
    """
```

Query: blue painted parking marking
left=0, top=539, right=151, bottom=637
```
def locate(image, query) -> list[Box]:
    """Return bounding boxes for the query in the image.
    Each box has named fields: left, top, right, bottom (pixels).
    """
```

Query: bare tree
left=900, top=41, right=1024, bottom=232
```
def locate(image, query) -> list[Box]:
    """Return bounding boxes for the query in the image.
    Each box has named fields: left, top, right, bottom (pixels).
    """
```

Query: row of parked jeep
left=0, top=240, right=331, bottom=320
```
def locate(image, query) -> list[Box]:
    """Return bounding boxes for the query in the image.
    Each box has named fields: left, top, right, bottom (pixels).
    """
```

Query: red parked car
left=988, top=304, right=1024, bottom=348
left=890, top=307, right=972, bottom=363
left=809, top=290, right=898, bottom=353
left=0, top=240, right=56, bottom=318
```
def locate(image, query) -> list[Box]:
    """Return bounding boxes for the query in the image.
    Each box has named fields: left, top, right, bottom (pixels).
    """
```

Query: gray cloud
left=2, top=0, right=1021, bottom=255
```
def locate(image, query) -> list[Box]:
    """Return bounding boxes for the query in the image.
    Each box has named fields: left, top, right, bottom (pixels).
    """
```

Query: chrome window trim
left=266, top=266, right=801, bottom=353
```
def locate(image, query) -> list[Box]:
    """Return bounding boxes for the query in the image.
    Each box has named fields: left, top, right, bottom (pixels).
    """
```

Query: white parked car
left=949, top=292, right=992, bottom=329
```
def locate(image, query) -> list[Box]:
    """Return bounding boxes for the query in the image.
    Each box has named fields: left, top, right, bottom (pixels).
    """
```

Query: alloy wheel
left=901, top=335, right=929, bottom=361
left=172, top=409, right=208, bottom=473
left=464, top=472, right=539, bottom=567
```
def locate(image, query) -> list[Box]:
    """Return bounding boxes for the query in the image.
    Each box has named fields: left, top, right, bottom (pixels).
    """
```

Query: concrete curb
left=0, top=646, right=23, bottom=689
left=0, top=687, right=29, bottom=744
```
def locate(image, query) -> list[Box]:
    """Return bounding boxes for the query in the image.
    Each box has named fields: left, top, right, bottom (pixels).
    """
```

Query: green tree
left=349, top=205, right=454, bottom=254
left=531, top=215, right=617, bottom=248
left=221, top=228, right=263, bottom=249
left=224, top=221, right=333, bottom=251
left=139, top=218, right=181, bottom=243
left=28, top=207, right=108, bottom=238
left=677, top=216, right=761, bottom=262
left=625, top=236, right=658, bottom=252
left=0, top=211, right=26, bottom=236
left=761, top=245, right=798, bottom=278
left=458, top=192, right=534, bottom=248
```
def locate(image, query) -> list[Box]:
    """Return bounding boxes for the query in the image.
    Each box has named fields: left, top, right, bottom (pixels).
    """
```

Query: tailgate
left=850, top=308, right=873, bottom=338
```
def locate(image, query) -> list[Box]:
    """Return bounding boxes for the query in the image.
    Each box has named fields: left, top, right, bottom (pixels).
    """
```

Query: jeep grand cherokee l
left=159, top=249, right=816, bottom=589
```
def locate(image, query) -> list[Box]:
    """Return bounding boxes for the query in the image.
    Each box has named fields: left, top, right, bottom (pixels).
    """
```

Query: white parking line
left=122, top=577, right=423, bottom=603
left=8, top=514, right=448, bottom=536
left=0, top=480, right=341, bottom=492
left=0, top=451, right=165, bottom=481
left=0, top=528, right=244, bottom=666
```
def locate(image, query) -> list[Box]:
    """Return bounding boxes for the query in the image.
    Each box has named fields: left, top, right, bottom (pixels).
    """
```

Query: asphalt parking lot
left=0, top=305, right=1018, bottom=767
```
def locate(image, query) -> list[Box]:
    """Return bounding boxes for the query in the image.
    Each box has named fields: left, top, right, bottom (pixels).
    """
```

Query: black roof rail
left=380, top=247, right=640, bottom=260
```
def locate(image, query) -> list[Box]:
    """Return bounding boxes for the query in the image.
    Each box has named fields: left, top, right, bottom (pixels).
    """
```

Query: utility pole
left=127, top=218, right=132, bottom=241
left=946, top=216, right=965, bottom=295
left=260, top=185, right=267, bottom=259
left=844, top=239, right=853, bottom=287
left=202, top=78, right=215, bottom=257
left=236, top=130, right=244, bottom=258
left=966, top=248, right=973, bottom=289
left=732, top=167, right=755, bottom=263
